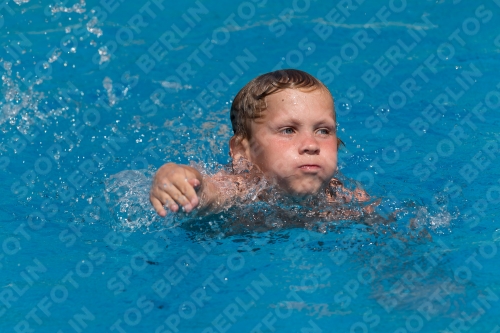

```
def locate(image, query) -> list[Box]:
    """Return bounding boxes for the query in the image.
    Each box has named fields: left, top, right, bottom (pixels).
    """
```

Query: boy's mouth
left=298, top=164, right=321, bottom=172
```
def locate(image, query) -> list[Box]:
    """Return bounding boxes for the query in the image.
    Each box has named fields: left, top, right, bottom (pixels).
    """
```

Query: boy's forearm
left=195, top=173, right=251, bottom=214
left=197, top=177, right=221, bottom=212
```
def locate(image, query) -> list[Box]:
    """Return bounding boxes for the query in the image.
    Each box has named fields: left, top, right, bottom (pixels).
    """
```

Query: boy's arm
left=150, top=163, right=209, bottom=216
left=150, top=163, right=245, bottom=216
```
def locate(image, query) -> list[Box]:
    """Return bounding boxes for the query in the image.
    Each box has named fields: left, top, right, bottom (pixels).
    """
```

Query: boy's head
left=229, top=69, right=340, bottom=196
left=230, top=69, right=334, bottom=139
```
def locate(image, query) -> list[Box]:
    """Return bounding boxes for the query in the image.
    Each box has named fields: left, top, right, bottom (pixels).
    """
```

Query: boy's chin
left=282, top=180, right=325, bottom=198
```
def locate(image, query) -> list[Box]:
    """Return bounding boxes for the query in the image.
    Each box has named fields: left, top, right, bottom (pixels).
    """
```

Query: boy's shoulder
left=329, top=177, right=343, bottom=187
left=326, top=177, right=370, bottom=203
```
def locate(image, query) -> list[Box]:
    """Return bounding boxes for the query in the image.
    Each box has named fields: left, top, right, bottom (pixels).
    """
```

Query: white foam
left=51, top=0, right=86, bottom=14
left=98, top=46, right=110, bottom=64
left=86, top=17, right=103, bottom=38
left=160, top=81, right=192, bottom=91
left=104, top=170, right=177, bottom=232
left=312, top=18, right=437, bottom=30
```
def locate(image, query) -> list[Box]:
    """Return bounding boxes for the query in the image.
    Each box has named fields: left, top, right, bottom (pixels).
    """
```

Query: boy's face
left=238, top=87, right=338, bottom=196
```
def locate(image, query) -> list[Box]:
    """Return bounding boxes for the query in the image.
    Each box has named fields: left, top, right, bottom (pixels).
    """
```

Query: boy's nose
left=299, top=134, right=320, bottom=155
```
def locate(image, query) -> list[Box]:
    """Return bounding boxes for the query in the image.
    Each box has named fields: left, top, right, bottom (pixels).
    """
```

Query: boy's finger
left=175, top=178, right=199, bottom=211
left=150, top=190, right=179, bottom=214
left=165, top=183, right=194, bottom=213
left=167, top=174, right=199, bottom=210
left=187, top=178, right=200, bottom=190
left=150, top=197, right=167, bottom=217
left=163, top=192, right=180, bottom=213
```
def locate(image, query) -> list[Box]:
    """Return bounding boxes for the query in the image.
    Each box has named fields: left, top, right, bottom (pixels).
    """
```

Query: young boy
left=150, top=69, right=369, bottom=217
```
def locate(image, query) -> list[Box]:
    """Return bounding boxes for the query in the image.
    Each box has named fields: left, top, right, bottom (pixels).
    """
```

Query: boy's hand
left=150, top=163, right=203, bottom=217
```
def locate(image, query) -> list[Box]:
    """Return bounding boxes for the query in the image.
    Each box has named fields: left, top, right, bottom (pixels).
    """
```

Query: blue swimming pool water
left=1, top=0, right=500, bottom=332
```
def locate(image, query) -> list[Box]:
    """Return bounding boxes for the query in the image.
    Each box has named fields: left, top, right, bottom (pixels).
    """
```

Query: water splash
left=51, top=0, right=86, bottom=14
left=160, top=80, right=192, bottom=91
left=48, top=48, right=62, bottom=63
left=86, top=16, right=103, bottom=38
left=412, top=206, right=454, bottom=232
left=104, top=169, right=173, bottom=232
left=103, top=161, right=387, bottom=235
left=102, top=77, right=117, bottom=107
left=0, top=61, right=47, bottom=128
left=98, top=46, right=110, bottom=64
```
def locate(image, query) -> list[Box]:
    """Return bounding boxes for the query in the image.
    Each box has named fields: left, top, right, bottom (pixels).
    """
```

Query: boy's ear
left=229, top=135, right=250, bottom=160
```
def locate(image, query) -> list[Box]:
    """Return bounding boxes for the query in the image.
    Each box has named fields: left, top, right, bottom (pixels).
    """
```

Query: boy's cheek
left=249, top=139, right=271, bottom=160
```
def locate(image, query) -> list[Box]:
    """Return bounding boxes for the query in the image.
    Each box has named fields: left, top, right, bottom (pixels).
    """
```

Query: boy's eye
left=317, top=128, right=330, bottom=135
left=281, top=128, right=295, bottom=134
